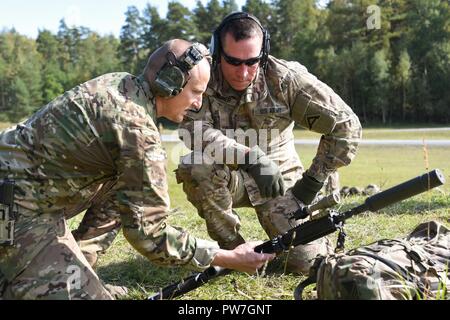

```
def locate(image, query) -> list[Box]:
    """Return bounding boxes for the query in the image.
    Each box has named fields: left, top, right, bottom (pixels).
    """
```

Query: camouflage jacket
left=0, top=72, right=218, bottom=271
left=180, top=56, right=362, bottom=206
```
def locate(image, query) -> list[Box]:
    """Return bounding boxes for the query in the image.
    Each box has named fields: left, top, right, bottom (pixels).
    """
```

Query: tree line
left=0, top=0, right=449, bottom=125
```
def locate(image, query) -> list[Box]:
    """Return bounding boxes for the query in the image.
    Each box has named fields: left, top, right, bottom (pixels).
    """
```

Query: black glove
left=291, top=172, right=324, bottom=205
left=240, top=146, right=285, bottom=199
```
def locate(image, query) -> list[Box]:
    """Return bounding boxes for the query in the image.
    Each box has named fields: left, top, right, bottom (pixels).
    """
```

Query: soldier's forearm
left=308, top=115, right=361, bottom=182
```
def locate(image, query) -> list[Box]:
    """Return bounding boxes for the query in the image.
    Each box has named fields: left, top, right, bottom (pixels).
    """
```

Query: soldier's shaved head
left=143, top=39, right=211, bottom=96
left=145, top=39, right=211, bottom=122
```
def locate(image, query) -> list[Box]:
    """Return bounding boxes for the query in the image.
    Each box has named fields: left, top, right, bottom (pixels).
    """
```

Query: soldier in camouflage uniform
left=0, top=39, right=274, bottom=300
left=176, top=13, right=362, bottom=274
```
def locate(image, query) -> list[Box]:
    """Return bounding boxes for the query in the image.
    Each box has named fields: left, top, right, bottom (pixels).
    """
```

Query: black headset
left=210, top=11, right=270, bottom=71
left=153, top=43, right=207, bottom=98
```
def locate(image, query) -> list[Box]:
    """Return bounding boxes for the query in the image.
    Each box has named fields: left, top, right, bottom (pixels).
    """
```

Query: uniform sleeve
left=114, top=122, right=219, bottom=271
left=179, top=97, right=250, bottom=168
left=286, top=62, right=362, bottom=182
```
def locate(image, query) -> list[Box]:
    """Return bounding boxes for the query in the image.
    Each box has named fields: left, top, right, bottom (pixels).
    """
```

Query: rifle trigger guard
left=272, top=235, right=290, bottom=252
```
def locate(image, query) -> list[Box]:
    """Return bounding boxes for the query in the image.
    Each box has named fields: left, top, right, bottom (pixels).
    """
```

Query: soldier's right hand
left=240, top=146, right=285, bottom=199
left=212, top=241, right=275, bottom=274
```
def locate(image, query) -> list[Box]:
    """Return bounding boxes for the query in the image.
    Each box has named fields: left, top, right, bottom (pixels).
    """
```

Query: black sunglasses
left=221, top=50, right=263, bottom=66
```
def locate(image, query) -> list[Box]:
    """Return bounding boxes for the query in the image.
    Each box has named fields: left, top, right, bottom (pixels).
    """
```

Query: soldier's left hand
left=240, top=146, right=286, bottom=198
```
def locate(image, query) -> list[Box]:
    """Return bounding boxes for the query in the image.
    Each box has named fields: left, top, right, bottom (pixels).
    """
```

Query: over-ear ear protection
left=210, top=12, right=270, bottom=71
left=153, top=43, right=206, bottom=98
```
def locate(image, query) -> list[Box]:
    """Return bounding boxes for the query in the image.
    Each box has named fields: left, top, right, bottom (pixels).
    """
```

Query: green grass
left=295, top=144, right=450, bottom=192
left=0, top=122, right=12, bottom=131
left=86, top=141, right=449, bottom=300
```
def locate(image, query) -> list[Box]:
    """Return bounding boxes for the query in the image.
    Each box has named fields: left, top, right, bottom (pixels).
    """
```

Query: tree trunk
left=401, top=82, right=406, bottom=121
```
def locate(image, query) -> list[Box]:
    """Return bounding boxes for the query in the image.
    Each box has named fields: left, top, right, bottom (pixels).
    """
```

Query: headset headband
left=153, top=42, right=208, bottom=98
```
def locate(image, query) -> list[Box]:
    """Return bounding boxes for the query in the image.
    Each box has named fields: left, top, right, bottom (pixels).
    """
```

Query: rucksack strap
left=294, top=256, right=324, bottom=300
left=355, top=250, right=427, bottom=298
left=294, top=274, right=316, bottom=300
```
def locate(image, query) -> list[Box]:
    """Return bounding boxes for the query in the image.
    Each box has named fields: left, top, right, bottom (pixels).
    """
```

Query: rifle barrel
left=364, top=169, right=445, bottom=212
left=256, top=169, right=445, bottom=254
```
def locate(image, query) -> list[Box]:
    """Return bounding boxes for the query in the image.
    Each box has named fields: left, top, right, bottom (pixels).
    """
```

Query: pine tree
left=119, top=6, right=143, bottom=74
left=163, top=2, right=199, bottom=41
left=369, top=49, right=391, bottom=124
left=394, top=49, right=412, bottom=121
left=141, top=4, right=166, bottom=59
left=0, top=31, right=43, bottom=121
left=36, top=30, right=65, bottom=102
left=194, top=0, right=225, bottom=44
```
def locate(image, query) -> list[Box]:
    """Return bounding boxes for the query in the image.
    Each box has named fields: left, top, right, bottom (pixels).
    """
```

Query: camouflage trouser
left=0, top=206, right=113, bottom=300
left=176, top=153, right=333, bottom=275
left=71, top=197, right=122, bottom=268
left=0, top=272, right=6, bottom=299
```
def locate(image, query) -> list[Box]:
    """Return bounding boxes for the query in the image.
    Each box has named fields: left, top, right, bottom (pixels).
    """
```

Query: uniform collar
left=136, top=74, right=157, bottom=123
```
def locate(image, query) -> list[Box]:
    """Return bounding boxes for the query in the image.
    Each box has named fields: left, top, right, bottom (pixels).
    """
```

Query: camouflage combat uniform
left=0, top=73, right=219, bottom=300
left=177, top=56, right=362, bottom=274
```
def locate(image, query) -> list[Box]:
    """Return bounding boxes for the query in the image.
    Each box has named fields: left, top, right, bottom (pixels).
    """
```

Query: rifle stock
left=149, top=266, right=231, bottom=300
left=148, top=169, right=445, bottom=300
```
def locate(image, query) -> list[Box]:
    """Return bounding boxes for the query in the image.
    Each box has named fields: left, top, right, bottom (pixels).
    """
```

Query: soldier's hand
left=213, top=241, right=275, bottom=274
left=240, top=146, right=285, bottom=199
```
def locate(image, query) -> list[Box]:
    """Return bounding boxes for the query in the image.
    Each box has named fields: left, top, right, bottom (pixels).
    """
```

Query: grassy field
left=87, top=137, right=449, bottom=300
left=0, top=122, right=12, bottom=131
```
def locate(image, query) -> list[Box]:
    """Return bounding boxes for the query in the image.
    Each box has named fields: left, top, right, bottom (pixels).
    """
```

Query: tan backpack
left=296, top=221, right=450, bottom=300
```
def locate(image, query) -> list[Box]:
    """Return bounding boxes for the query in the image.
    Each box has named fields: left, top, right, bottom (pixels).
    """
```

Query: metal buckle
left=0, top=206, right=14, bottom=246
left=0, top=180, right=16, bottom=246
